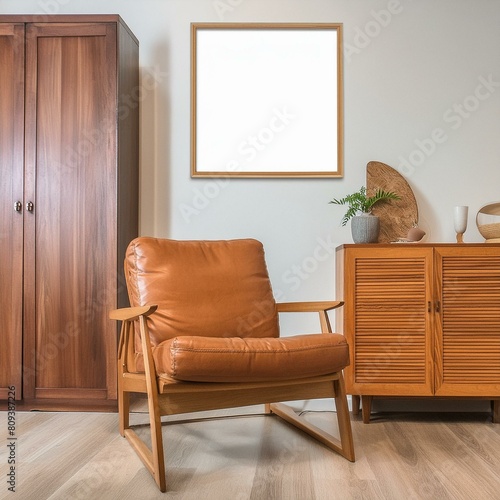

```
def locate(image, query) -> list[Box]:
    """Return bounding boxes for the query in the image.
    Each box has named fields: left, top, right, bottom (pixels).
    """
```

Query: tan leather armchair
left=110, top=237, right=355, bottom=492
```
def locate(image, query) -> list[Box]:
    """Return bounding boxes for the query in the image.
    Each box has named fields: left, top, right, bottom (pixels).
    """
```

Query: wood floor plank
left=408, top=417, right=500, bottom=499
left=250, top=417, right=314, bottom=500
left=2, top=408, right=500, bottom=499
left=304, top=412, right=385, bottom=499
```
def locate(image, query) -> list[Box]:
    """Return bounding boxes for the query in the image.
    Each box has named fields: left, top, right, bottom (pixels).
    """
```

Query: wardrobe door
left=0, top=23, right=24, bottom=400
left=23, top=22, right=118, bottom=402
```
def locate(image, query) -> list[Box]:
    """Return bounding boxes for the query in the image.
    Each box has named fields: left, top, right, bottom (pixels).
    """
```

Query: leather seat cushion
left=152, top=333, right=349, bottom=382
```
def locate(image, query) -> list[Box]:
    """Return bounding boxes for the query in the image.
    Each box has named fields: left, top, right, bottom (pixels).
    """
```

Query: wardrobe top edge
left=0, top=14, right=138, bottom=44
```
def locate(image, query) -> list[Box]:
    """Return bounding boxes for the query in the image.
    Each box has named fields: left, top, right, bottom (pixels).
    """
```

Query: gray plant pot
left=351, top=214, right=380, bottom=243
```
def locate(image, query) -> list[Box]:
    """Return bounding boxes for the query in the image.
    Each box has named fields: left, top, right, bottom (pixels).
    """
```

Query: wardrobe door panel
left=0, top=24, right=24, bottom=400
left=24, top=23, right=118, bottom=399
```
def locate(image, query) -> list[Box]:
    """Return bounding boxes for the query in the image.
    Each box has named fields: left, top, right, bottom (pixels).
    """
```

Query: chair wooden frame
left=110, top=300, right=355, bottom=492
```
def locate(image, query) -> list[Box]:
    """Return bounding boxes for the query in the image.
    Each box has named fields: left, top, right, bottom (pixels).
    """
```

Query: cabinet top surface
left=336, top=242, right=500, bottom=250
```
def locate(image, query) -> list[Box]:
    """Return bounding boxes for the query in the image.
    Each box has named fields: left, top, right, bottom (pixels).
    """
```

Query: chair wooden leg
left=269, top=374, right=355, bottom=462
left=123, top=390, right=166, bottom=492
left=333, top=376, right=355, bottom=461
left=118, top=365, right=129, bottom=436
left=133, top=315, right=167, bottom=492
left=118, top=322, right=132, bottom=436
left=147, top=392, right=166, bottom=492
left=118, top=390, right=130, bottom=436
left=113, top=312, right=167, bottom=491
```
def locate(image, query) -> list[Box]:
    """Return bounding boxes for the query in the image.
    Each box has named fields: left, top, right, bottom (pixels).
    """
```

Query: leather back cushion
left=125, top=237, right=279, bottom=346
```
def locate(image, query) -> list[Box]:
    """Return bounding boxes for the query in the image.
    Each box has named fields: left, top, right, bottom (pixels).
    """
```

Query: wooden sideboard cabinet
left=335, top=244, right=500, bottom=423
left=0, top=15, right=139, bottom=410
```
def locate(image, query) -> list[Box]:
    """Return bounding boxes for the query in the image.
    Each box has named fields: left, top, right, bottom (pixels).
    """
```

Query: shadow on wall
left=139, top=41, right=171, bottom=237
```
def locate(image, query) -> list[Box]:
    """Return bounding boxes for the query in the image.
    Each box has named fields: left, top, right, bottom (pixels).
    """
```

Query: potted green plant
left=329, top=186, right=400, bottom=243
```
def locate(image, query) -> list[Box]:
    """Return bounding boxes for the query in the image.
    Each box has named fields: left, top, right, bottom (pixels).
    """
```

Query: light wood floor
left=2, top=403, right=500, bottom=500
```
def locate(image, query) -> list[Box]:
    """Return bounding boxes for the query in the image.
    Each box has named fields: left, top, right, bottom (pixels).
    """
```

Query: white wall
left=3, top=0, right=500, bottom=332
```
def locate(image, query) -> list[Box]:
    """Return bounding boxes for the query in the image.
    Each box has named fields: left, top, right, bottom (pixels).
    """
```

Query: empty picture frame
left=191, top=23, right=343, bottom=178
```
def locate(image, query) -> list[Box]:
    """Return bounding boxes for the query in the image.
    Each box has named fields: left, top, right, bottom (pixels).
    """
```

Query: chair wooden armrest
left=109, top=304, right=158, bottom=322
left=276, top=301, right=344, bottom=334
left=276, top=301, right=343, bottom=312
left=109, top=305, right=158, bottom=368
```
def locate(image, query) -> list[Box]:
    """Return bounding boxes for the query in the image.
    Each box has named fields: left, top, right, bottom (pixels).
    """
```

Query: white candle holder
left=454, top=205, right=468, bottom=243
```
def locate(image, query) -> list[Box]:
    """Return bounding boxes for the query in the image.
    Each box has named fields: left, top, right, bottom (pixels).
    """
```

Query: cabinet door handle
left=14, top=201, right=22, bottom=212
left=428, top=301, right=441, bottom=313
left=26, top=201, right=34, bottom=212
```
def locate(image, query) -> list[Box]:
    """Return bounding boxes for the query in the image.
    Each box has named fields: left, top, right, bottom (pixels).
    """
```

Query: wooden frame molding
left=191, top=23, right=344, bottom=178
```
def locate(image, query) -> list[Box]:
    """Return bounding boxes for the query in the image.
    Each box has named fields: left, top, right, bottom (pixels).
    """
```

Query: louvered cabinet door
left=339, top=246, right=434, bottom=396
left=435, top=247, right=500, bottom=396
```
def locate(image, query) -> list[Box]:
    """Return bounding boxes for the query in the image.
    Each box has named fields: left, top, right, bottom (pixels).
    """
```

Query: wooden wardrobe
left=0, top=15, right=139, bottom=410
